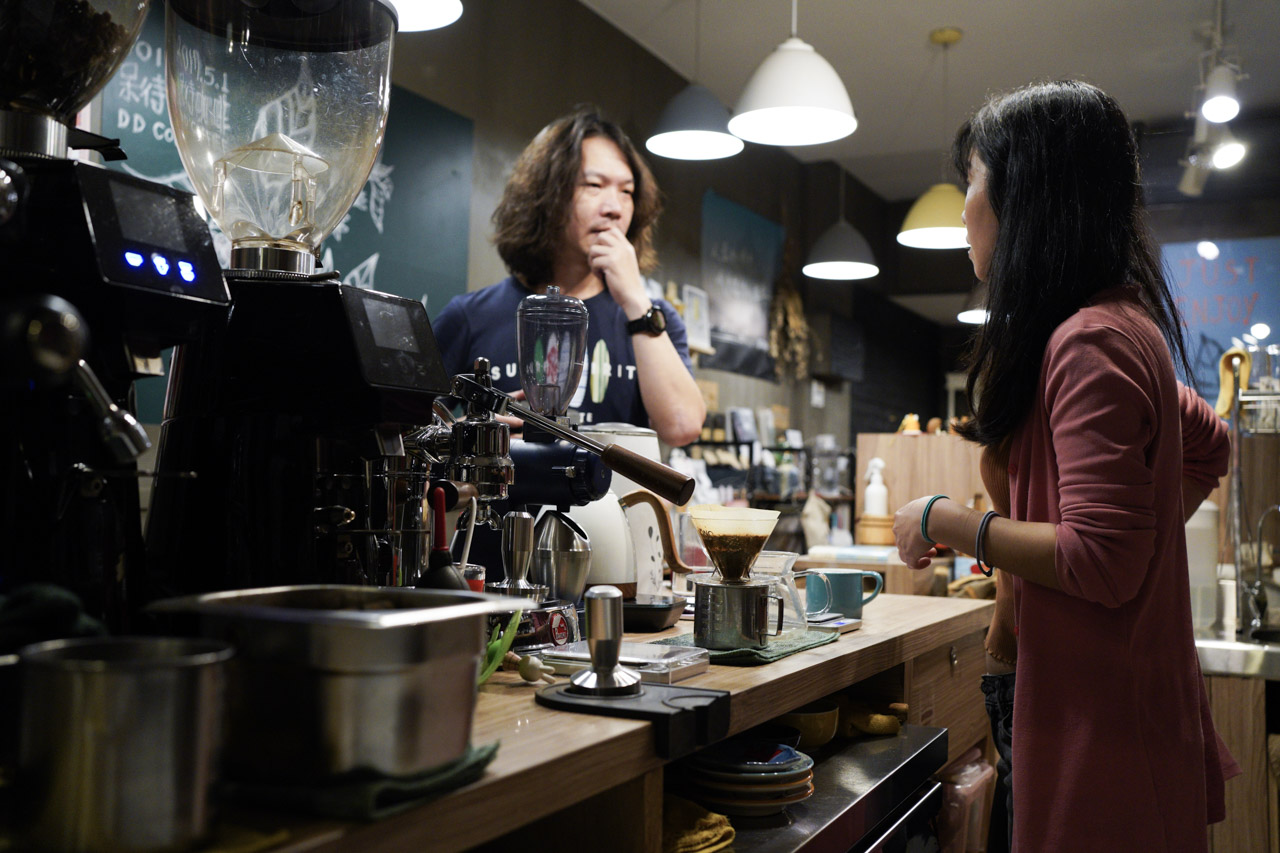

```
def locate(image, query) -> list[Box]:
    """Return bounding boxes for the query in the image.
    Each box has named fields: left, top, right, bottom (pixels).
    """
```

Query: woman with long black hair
left=894, top=80, right=1234, bottom=851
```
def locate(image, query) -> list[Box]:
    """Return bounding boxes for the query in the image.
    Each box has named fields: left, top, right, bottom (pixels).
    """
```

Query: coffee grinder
left=474, top=287, right=594, bottom=652
left=143, top=0, right=456, bottom=595
left=0, top=0, right=231, bottom=629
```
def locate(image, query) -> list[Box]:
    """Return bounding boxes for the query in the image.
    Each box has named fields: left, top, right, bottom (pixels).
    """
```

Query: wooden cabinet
left=908, top=629, right=989, bottom=766
left=240, top=595, right=994, bottom=852
left=1206, top=674, right=1272, bottom=852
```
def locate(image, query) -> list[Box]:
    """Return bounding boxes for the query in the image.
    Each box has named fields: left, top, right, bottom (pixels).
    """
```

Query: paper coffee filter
left=688, top=504, right=780, bottom=537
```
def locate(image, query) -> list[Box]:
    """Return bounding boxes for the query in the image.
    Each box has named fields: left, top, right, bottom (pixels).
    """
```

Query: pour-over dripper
left=688, top=504, right=780, bottom=583
left=164, top=0, right=396, bottom=273
left=516, top=286, right=588, bottom=417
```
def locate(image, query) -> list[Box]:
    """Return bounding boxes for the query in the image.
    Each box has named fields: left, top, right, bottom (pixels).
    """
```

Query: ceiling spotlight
left=1178, top=163, right=1210, bottom=198
left=1196, top=241, right=1220, bottom=260
left=1210, top=127, right=1246, bottom=169
left=1201, top=63, right=1240, bottom=123
left=1184, top=114, right=1246, bottom=176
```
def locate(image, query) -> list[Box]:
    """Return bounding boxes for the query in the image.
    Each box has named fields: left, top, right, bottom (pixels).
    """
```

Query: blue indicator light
left=152, top=254, right=170, bottom=276
left=178, top=260, right=196, bottom=283
left=124, top=251, right=144, bottom=267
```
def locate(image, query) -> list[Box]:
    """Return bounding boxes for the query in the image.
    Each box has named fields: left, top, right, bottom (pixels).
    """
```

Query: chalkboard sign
left=98, top=3, right=474, bottom=421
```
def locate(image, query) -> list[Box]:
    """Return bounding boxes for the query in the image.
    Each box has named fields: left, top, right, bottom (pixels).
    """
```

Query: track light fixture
left=1197, top=0, right=1244, bottom=124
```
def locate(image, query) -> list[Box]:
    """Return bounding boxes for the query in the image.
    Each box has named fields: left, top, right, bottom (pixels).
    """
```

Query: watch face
left=649, top=307, right=667, bottom=332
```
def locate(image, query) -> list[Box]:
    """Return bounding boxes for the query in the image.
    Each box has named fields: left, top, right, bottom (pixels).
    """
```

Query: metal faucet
left=1251, top=504, right=1280, bottom=640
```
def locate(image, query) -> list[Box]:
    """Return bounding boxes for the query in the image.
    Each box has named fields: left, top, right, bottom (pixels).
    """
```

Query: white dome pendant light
left=803, top=169, right=878, bottom=280
left=646, top=0, right=743, bottom=161
left=728, top=0, right=856, bottom=147
left=391, top=0, right=463, bottom=32
left=897, top=27, right=968, bottom=250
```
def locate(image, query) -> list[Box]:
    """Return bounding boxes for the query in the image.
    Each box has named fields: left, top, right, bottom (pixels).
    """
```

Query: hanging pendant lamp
left=897, top=27, right=968, bottom=250
left=898, top=183, right=968, bottom=249
left=956, top=282, right=988, bottom=324
left=391, top=0, right=463, bottom=32
left=728, top=0, right=856, bottom=147
left=646, top=1, right=743, bottom=161
left=803, top=170, right=878, bottom=280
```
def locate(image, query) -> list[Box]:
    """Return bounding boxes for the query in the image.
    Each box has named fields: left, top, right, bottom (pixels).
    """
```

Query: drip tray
left=535, top=682, right=730, bottom=759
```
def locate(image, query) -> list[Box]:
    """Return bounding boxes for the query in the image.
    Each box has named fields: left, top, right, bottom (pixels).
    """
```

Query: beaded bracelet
left=920, top=495, right=949, bottom=545
left=975, top=510, right=998, bottom=577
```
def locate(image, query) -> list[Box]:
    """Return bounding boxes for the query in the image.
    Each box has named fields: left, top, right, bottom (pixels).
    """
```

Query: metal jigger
left=568, top=586, right=642, bottom=696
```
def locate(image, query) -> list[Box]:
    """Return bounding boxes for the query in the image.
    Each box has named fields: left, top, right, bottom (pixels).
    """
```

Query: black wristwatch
left=626, top=305, right=667, bottom=336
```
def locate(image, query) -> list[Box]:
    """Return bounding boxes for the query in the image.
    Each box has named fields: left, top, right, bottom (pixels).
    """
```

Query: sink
left=1196, top=629, right=1280, bottom=680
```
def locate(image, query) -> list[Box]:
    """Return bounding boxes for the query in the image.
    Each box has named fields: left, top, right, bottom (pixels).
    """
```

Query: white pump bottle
left=864, top=457, right=888, bottom=517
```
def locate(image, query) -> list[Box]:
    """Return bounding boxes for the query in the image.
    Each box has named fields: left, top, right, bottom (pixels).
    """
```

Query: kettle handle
left=618, top=490, right=696, bottom=575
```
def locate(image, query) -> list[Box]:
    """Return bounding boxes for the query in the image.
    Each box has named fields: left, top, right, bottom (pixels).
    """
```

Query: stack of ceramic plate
left=679, top=739, right=815, bottom=817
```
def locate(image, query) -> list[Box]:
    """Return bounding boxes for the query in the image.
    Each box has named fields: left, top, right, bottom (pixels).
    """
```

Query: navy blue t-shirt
left=431, top=277, right=693, bottom=428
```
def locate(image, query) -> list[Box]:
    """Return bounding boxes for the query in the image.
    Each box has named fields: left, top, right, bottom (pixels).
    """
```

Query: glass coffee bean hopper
left=164, top=0, right=397, bottom=274
left=0, top=0, right=148, bottom=157
left=516, top=286, right=589, bottom=418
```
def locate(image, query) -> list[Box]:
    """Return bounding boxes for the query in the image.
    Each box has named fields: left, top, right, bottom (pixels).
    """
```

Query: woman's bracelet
left=975, top=510, right=998, bottom=577
left=920, top=495, right=949, bottom=545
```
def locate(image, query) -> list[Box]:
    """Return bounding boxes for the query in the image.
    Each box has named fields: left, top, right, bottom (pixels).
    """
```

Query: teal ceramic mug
left=804, top=568, right=884, bottom=619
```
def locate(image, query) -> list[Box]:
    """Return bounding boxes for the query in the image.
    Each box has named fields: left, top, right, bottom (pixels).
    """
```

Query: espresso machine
left=0, top=0, right=231, bottom=630
left=144, top=0, right=695, bottom=599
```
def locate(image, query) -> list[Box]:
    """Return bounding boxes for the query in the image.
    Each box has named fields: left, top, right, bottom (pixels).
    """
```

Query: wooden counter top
left=264, top=594, right=993, bottom=853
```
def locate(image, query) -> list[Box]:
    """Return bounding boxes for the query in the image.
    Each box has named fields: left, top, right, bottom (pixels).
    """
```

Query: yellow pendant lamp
left=897, top=27, right=968, bottom=250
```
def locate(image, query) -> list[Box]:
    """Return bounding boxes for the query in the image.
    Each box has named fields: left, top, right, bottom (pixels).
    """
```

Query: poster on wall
left=95, top=4, right=474, bottom=421
left=1161, top=238, right=1279, bottom=396
left=698, top=190, right=784, bottom=379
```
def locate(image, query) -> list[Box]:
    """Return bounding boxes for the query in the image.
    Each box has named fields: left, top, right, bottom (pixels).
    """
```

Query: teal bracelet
left=920, top=494, right=949, bottom=545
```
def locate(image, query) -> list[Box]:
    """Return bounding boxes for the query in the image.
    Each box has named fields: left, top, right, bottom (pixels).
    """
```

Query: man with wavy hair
left=433, top=106, right=704, bottom=446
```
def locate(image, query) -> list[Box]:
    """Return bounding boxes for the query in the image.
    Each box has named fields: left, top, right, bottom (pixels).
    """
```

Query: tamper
left=567, top=586, right=642, bottom=696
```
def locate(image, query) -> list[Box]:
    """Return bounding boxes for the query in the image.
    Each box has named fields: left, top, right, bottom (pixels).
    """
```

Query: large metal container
left=147, top=585, right=510, bottom=783
left=17, top=636, right=233, bottom=853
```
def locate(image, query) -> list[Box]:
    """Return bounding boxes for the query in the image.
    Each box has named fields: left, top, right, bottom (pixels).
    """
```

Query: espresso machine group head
left=0, top=0, right=230, bottom=629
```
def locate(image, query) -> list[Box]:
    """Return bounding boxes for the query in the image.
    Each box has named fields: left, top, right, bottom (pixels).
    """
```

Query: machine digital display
left=109, top=179, right=190, bottom=253
left=362, top=298, right=420, bottom=353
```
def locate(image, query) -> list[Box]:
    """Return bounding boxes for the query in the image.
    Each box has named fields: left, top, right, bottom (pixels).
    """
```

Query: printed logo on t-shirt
left=589, top=339, right=611, bottom=403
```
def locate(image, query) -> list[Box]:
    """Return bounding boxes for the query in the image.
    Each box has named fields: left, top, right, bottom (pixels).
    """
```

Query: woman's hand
left=893, top=495, right=942, bottom=570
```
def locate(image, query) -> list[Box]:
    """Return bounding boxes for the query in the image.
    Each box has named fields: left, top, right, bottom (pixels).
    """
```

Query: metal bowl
left=146, top=585, right=510, bottom=783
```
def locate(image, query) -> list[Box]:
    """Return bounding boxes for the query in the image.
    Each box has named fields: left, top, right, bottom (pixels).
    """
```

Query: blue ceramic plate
left=690, top=741, right=811, bottom=775
left=685, top=753, right=815, bottom=785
